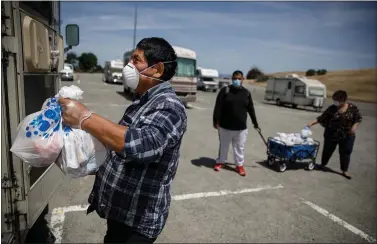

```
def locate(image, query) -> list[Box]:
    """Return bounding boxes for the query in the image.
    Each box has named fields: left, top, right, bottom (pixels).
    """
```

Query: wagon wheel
left=267, top=157, right=275, bottom=166
left=306, top=161, right=315, bottom=171
left=278, top=162, right=287, bottom=172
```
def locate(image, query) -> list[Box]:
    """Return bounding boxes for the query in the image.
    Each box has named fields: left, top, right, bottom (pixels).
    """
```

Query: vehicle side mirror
left=65, top=24, right=79, bottom=47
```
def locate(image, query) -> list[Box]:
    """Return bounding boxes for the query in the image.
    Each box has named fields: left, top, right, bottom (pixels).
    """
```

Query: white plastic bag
left=54, top=85, right=107, bottom=178
left=55, top=127, right=107, bottom=178
left=10, top=97, right=64, bottom=167
left=10, top=85, right=107, bottom=175
left=300, top=127, right=312, bottom=139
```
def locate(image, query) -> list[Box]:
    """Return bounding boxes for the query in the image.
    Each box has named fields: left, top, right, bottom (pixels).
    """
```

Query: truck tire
left=292, top=104, right=297, bottom=109
left=276, top=99, right=282, bottom=106
left=213, top=89, right=217, bottom=93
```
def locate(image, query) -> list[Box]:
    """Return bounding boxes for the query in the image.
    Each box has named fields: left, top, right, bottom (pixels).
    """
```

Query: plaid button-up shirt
left=87, top=81, right=187, bottom=238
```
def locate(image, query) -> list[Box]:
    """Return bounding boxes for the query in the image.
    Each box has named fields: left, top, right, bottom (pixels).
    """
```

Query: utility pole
left=132, top=5, right=138, bottom=49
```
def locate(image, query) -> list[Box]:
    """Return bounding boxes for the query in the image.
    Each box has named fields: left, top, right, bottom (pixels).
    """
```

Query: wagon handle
left=256, top=128, right=268, bottom=147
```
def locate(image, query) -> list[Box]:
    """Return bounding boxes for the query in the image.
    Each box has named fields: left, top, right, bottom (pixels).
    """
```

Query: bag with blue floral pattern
left=10, top=97, right=64, bottom=167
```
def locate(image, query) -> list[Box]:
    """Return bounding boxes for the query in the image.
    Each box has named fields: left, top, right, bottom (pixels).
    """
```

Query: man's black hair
left=332, top=90, right=348, bottom=102
left=232, top=70, right=243, bottom=77
left=136, top=37, right=177, bottom=81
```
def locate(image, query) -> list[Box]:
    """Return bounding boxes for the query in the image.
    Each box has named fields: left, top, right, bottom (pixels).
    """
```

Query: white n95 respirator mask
left=122, top=61, right=176, bottom=91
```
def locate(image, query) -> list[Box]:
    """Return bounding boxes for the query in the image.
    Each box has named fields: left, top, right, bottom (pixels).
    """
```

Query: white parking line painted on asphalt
left=302, top=200, right=377, bottom=243
left=50, top=184, right=284, bottom=243
left=172, top=184, right=284, bottom=201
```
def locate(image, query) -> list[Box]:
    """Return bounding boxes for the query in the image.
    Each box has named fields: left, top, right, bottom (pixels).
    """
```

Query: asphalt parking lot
left=43, top=73, right=376, bottom=243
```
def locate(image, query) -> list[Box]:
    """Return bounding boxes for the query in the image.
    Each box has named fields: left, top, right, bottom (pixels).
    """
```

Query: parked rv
left=123, top=46, right=197, bottom=106
left=264, top=74, right=326, bottom=112
left=103, top=59, right=124, bottom=84
left=196, top=67, right=219, bottom=92
left=2, top=2, right=79, bottom=243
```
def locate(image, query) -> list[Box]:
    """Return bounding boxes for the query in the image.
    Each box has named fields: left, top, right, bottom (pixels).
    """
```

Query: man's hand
left=58, top=98, right=91, bottom=128
left=213, top=123, right=219, bottom=129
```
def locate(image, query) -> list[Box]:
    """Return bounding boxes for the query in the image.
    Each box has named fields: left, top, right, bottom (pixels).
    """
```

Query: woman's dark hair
left=136, top=37, right=177, bottom=81
left=332, top=90, right=348, bottom=102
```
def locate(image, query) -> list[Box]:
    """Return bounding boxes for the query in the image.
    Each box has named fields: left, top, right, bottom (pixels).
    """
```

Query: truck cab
left=1, top=2, right=79, bottom=243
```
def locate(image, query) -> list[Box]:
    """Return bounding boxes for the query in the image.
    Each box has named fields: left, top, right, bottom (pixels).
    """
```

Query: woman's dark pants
left=321, top=135, right=355, bottom=172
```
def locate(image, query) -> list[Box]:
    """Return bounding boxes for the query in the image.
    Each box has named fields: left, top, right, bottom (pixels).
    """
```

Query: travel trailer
left=103, top=59, right=124, bottom=84
left=196, top=67, right=219, bottom=92
left=264, top=74, right=326, bottom=112
left=1, top=2, right=79, bottom=243
left=123, top=46, right=197, bottom=106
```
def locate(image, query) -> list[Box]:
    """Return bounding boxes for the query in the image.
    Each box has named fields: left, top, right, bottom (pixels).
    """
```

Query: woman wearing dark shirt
left=306, top=90, right=362, bottom=179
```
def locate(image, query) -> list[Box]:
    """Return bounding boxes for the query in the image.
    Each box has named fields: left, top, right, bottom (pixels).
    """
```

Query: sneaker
left=236, top=166, right=246, bottom=176
left=214, top=163, right=224, bottom=171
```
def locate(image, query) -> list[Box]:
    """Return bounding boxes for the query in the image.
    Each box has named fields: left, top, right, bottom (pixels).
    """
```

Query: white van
left=196, top=67, right=219, bottom=92
left=264, top=74, right=327, bottom=112
left=104, top=60, right=124, bottom=84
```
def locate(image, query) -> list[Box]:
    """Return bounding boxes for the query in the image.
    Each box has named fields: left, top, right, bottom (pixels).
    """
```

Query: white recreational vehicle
left=103, top=59, right=124, bottom=84
left=123, top=46, right=197, bottom=106
left=264, top=74, right=327, bottom=112
left=196, top=67, right=219, bottom=92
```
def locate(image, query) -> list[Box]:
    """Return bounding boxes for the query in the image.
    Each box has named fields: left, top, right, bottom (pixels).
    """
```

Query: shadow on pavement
left=25, top=205, right=56, bottom=244
left=191, top=157, right=258, bottom=173
left=314, top=165, right=345, bottom=177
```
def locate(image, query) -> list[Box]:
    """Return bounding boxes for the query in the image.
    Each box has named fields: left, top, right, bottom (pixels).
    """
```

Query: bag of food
left=10, top=97, right=64, bottom=167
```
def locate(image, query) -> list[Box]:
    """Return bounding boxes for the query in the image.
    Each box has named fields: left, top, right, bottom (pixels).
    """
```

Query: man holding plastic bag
left=10, top=86, right=107, bottom=178
left=59, top=37, right=187, bottom=243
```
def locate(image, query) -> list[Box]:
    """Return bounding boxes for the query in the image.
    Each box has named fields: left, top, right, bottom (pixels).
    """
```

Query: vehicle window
left=203, top=77, right=215, bottom=81
left=176, top=57, right=196, bottom=77
left=295, top=86, right=305, bottom=94
left=20, top=1, right=53, bottom=23
left=288, top=82, right=292, bottom=89
left=309, top=87, right=324, bottom=96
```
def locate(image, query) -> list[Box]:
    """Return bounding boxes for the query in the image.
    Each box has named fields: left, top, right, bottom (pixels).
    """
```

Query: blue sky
left=61, top=1, right=377, bottom=74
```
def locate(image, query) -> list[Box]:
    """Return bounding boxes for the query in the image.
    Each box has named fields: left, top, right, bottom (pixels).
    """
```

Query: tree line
left=246, top=66, right=328, bottom=82
left=65, top=52, right=103, bottom=73
left=66, top=51, right=328, bottom=80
